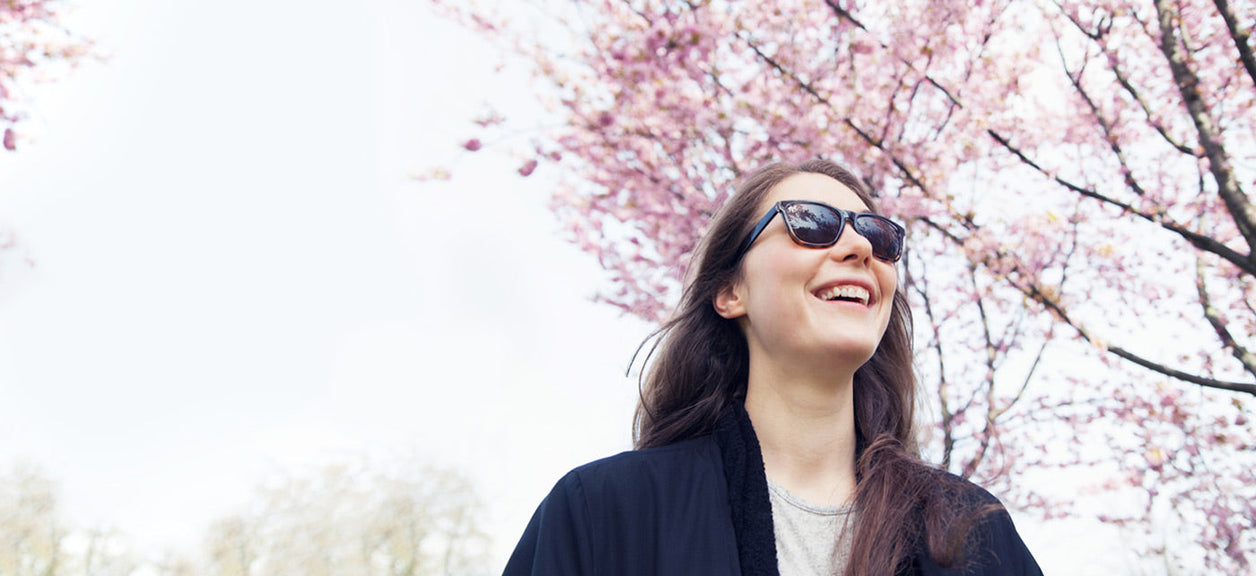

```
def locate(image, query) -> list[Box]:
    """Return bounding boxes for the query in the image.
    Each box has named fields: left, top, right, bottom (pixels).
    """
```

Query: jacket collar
left=713, top=404, right=781, bottom=576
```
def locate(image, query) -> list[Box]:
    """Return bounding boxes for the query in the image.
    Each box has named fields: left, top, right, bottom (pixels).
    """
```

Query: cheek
left=879, top=268, right=899, bottom=329
left=737, top=255, right=802, bottom=326
left=747, top=254, right=807, bottom=303
left=880, top=264, right=899, bottom=298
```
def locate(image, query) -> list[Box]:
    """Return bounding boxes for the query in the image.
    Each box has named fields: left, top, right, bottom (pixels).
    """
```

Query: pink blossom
left=517, top=159, right=538, bottom=177
left=2, top=127, right=13, bottom=151
left=850, top=38, right=875, bottom=55
left=463, top=138, right=482, bottom=151
left=473, top=109, right=505, bottom=127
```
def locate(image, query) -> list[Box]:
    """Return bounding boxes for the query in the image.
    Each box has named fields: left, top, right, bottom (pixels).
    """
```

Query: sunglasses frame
left=734, top=200, right=906, bottom=263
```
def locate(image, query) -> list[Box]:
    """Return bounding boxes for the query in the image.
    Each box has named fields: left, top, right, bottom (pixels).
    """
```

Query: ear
left=713, top=281, right=747, bottom=319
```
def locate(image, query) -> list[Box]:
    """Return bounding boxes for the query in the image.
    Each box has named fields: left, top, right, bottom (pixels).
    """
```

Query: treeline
left=0, top=459, right=490, bottom=576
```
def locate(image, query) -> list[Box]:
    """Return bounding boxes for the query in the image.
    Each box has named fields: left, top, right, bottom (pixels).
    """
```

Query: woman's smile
left=813, top=279, right=876, bottom=307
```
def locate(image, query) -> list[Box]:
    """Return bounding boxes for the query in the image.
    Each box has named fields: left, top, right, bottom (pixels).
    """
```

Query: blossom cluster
left=0, top=0, right=93, bottom=151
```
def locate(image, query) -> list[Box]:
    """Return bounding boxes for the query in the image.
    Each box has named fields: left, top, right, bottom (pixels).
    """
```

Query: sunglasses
left=735, top=200, right=906, bottom=262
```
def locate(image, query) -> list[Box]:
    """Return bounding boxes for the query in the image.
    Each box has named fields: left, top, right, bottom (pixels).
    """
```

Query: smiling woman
left=503, top=159, right=1043, bottom=576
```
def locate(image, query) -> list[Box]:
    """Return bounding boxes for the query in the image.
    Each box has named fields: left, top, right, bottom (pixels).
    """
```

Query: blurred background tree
left=0, top=462, right=136, bottom=576
left=0, top=462, right=68, bottom=576
left=199, top=460, right=489, bottom=576
left=0, top=459, right=490, bottom=576
left=1, top=0, right=94, bottom=152
left=429, top=0, right=1255, bottom=572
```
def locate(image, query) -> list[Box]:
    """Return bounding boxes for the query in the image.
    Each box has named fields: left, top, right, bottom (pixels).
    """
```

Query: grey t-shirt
left=767, top=477, right=855, bottom=576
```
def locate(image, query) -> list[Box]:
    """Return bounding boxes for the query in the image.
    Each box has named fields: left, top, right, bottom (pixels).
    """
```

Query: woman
left=504, top=159, right=1043, bottom=575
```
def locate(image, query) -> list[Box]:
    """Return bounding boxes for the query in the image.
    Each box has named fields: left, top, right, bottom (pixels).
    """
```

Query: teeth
left=819, top=285, right=870, bottom=305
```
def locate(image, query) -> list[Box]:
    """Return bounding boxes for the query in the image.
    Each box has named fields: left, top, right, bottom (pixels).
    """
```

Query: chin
left=819, top=341, right=879, bottom=368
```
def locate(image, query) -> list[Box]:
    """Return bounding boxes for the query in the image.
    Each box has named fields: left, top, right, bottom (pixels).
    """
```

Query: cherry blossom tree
left=0, top=0, right=91, bottom=152
left=429, top=0, right=1254, bottom=571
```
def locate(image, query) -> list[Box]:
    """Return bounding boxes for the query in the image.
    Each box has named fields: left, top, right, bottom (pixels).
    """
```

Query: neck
left=743, top=359, right=858, bottom=507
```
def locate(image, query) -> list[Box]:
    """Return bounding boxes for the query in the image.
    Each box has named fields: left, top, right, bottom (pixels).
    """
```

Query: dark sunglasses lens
left=784, top=203, right=844, bottom=245
left=855, top=216, right=903, bottom=261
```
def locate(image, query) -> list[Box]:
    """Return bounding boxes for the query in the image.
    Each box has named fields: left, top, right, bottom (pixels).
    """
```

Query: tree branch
left=1018, top=276, right=1256, bottom=395
left=905, top=248, right=956, bottom=469
left=991, top=206, right=1082, bottom=420
left=994, top=337, right=1047, bottom=421
left=1153, top=0, right=1256, bottom=254
left=1054, top=38, right=1151, bottom=198
left=739, top=32, right=935, bottom=195
left=821, top=0, right=965, bottom=110
left=987, top=129, right=1255, bottom=276
left=1195, top=253, right=1256, bottom=376
left=1212, top=0, right=1256, bottom=89
left=1106, top=57, right=1197, bottom=156
left=919, top=215, right=1256, bottom=395
left=967, top=261, right=998, bottom=478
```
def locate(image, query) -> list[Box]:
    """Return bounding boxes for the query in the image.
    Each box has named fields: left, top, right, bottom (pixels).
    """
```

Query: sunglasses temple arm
left=734, top=206, right=782, bottom=261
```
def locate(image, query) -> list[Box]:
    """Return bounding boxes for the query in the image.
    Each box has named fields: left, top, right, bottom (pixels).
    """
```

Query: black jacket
left=504, top=406, right=1043, bottom=575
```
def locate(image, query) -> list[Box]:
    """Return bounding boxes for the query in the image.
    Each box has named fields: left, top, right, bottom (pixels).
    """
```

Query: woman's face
left=716, top=173, right=899, bottom=373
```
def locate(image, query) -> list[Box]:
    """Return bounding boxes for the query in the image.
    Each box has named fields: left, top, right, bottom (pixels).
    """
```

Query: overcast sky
left=0, top=1, right=1121, bottom=572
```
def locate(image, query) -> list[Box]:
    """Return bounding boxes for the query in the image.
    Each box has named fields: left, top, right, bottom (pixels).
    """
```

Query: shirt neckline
left=765, top=476, right=855, bottom=516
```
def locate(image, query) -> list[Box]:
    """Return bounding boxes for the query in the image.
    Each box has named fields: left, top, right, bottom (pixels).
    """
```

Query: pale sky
left=0, top=1, right=1118, bottom=572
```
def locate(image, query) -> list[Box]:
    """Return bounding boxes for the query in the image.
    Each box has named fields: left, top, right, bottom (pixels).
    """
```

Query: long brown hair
left=634, top=159, right=987, bottom=574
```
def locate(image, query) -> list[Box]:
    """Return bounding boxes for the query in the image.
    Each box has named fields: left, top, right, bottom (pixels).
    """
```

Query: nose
left=827, top=221, right=873, bottom=263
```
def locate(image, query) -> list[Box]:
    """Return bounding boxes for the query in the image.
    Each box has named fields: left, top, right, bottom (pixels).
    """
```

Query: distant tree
left=0, top=462, right=67, bottom=576
left=0, top=458, right=489, bottom=576
left=0, top=462, right=136, bottom=576
left=199, top=460, right=490, bottom=576
left=148, top=555, right=202, bottom=576
left=75, top=527, right=138, bottom=576
left=430, top=0, right=1255, bottom=571
left=0, top=0, right=93, bottom=152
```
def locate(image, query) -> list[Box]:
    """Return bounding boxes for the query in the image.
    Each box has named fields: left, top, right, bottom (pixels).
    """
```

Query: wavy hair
left=633, top=159, right=988, bottom=574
